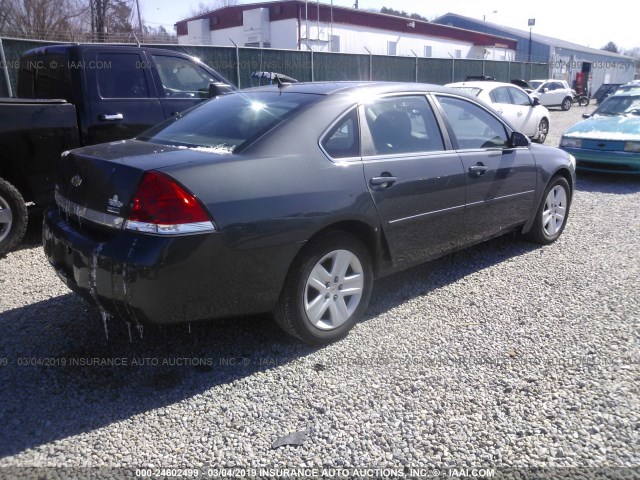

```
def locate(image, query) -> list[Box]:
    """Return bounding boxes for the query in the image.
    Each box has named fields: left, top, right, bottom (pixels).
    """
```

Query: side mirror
left=208, top=82, right=234, bottom=98
left=542, top=87, right=549, bottom=93
left=532, top=97, right=541, bottom=106
left=510, top=131, right=530, bottom=148
left=582, top=113, right=591, bottom=119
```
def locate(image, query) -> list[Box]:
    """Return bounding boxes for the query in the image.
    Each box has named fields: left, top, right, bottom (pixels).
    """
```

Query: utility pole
left=528, top=18, right=535, bottom=63
left=136, top=0, right=144, bottom=41
left=94, top=0, right=109, bottom=43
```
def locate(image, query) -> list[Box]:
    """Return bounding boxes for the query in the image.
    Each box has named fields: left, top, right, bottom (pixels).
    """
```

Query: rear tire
left=274, top=231, right=373, bottom=344
left=561, top=97, right=572, bottom=111
left=0, top=178, right=28, bottom=256
left=526, top=176, right=571, bottom=245
left=579, top=96, right=590, bottom=106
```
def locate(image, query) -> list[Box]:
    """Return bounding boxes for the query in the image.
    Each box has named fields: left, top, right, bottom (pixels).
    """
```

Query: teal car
left=560, top=91, right=640, bottom=174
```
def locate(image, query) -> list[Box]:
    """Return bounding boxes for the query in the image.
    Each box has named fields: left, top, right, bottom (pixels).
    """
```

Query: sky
left=140, top=0, right=638, bottom=52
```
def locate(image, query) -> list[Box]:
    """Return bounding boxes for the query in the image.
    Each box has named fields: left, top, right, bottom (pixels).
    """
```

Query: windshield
left=138, top=91, right=319, bottom=152
left=529, top=81, right=544, bottom=90
left=450, top=86, right=482, bottom=97
left=594, top=95, right=640, bottom=116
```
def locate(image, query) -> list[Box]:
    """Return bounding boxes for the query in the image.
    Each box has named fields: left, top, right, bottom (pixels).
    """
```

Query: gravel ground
left=1, top=104, right=639, bottom=475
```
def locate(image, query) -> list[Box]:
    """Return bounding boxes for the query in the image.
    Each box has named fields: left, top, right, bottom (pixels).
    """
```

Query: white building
left=175, top=1, right=517, bottom=60
left=435, top=13, right=635, bottom=92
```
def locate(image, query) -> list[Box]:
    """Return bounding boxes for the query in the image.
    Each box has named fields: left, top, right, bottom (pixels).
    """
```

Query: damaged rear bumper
left=43, top=207, right=290, bottom=325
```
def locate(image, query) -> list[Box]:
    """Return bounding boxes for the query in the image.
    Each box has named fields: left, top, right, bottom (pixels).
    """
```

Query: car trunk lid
left=55, top=139, right=224, bottom=230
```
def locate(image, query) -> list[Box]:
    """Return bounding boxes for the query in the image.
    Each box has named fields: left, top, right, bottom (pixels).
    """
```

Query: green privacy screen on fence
left=0, top=37, right=550, bottom=96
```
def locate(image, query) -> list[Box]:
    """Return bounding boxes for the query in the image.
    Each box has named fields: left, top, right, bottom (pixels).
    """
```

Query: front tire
left=533, top=118, right=548, bottom=144
left=274, top=231, right=373, bottom=344
left=0, top=178, right=28, bottom=256
left=526, top=177, right=571, bottom=245
left=561, top=97, right=572, bottom=111
left=579, top=96, right=590, bottom=106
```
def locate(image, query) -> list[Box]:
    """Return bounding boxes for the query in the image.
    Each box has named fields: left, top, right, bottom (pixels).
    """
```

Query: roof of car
left=610, top=89, right=640, bottom=97
left=21, top=43, right=201, bottom=59
left=446, top=81, right=521, bottom=90
left=245, top=81, right=463, bottom=97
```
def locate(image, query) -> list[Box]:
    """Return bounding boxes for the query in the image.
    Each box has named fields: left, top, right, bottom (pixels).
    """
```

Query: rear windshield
left=450, top=86, right=481, bottom=97
left=138, top=91, right=319, bottom=153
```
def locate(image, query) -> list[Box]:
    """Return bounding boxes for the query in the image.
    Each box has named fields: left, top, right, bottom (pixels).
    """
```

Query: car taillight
left=125, top=171, right=216, bottom=235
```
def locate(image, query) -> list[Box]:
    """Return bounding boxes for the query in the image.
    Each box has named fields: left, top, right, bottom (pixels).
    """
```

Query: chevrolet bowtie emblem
left=71, top=175, right=83, bottom=187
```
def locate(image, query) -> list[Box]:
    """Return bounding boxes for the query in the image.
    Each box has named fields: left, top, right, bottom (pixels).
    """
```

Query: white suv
left=529, top=79, right=574, bottom=111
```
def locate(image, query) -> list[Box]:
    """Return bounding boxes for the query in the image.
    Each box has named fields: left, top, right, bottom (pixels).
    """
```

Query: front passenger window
left=508, top=87, right=532, bottom=106
left=437, top=96, right=509, bottom=150
left=153, top=55, right=217, bottom=99
left=490, top=87, right=511, bottom=104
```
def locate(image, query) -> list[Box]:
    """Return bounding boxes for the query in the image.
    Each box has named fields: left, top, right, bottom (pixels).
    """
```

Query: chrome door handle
left=99, top=113, right=124, bottom=121
left=370, top=176, right=398, bottom=188
left=469, top=164, right=487, bottom=177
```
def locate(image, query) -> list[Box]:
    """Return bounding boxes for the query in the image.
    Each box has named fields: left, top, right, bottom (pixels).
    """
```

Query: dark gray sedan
left=43, top=82, right=576, bottom=344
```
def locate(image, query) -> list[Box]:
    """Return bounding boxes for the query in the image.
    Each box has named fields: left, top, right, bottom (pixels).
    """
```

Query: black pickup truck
left=0, top=44, right=234, bottom=255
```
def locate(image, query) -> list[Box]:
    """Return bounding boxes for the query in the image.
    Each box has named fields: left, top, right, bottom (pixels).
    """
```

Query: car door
left=536, top=81, right=555, bottom=106
left=489, top=86, right=527, bottom=132
left=360, top=95, right=467, bottom=268
left=549, top=82, right=566, bottom=105
left=150, top=53, right=225, bottom=118
left=83, top=49, right=165, bottom=145
left=506, top=86, right=538, bottom=137
left=433, top=95, right=537, bottom=244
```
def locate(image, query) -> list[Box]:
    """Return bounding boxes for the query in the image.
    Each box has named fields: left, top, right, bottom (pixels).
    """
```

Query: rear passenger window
left=96, top=53, right=150, bottom=98
left=322, top=109, right=359, bottom=159
left=437, top=96, right=508, bottom=150
left=364, top=96, right=444, bottom=155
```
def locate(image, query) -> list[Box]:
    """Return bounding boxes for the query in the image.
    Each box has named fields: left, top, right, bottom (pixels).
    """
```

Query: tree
left=602, top=41, right=619, bottom=53
left=86, top=0, right=136, bottom=41
left=0, top=0, right=14, bottom=32
left=190, top=0, right=238, bottom=17
left=144, top=25, right=175, bottom=43
left=380, top=6, right=428, bottom=22
left=4, top=0, right=87, bottom=39
left=623, top=47, right=640, bottom=59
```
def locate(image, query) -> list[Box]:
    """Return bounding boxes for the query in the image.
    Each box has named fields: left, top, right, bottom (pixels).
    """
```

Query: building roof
left=175, top=1, right=518, bottom=49
left=435, top=13, right=633, bottom=60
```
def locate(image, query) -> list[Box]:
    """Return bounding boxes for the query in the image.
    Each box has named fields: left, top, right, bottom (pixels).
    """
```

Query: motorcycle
left=572, top=89, right=590, bottom=106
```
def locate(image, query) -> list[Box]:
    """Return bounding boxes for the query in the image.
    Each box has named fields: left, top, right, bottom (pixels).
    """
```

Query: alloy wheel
left=303, top=249, right=364, bottom=330
left=0, top=195, right=13, bottom=243
left=542, top=185, right=567, bottom=237
left=537, top=119, right=548, bottom=143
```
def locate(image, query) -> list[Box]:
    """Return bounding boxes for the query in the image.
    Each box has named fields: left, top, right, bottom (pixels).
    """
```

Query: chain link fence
left=0, top=36, right=550, bottom=97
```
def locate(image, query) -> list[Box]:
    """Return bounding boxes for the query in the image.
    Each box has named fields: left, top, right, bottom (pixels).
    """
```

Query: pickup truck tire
left=0, top=178, right=28, bottom=256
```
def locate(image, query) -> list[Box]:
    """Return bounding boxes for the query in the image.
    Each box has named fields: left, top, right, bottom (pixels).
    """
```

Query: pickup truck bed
left=0, top=98, right=80, bottom=205
left=0, top=98, right=80, bottom=254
